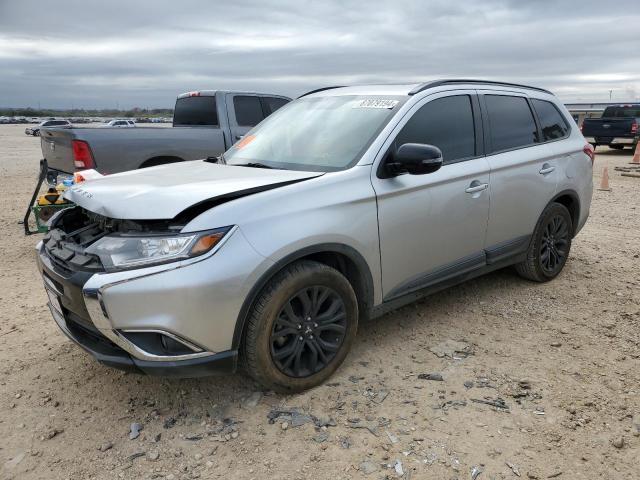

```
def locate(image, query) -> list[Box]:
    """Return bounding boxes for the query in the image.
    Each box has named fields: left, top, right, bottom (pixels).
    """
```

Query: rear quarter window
left=173, top=96, right=219, bottom=126
left=485, top=95, right=538, bottom=153
left=531, top=99, right=570, bottom=141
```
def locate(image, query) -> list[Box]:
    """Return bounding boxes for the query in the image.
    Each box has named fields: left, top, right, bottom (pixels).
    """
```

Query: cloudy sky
left=1, top=0, right=638, bottom=109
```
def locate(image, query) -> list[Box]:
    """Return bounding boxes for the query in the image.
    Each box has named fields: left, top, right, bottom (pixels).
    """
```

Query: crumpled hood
left=64, top=160, right=323, bottom=220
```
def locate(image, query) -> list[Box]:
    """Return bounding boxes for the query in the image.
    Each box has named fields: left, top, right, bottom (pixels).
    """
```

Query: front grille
left=63, top=312, right=128, bottom=357
left=42, top=207, right=106, bottom=274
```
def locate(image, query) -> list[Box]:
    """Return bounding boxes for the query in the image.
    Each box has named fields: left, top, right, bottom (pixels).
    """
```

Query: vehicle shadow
left=58, top=265, right=528, bottom=417
left=594, top=146, right=635, bottom=156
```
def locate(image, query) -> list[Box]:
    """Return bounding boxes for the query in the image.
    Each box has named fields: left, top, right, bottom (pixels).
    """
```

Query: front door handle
left=465, top=182, right=489, bottom=194
left=539, top=164, right=556, bottom=175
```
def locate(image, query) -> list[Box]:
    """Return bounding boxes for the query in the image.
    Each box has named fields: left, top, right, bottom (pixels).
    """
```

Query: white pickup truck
left=39, top=90, right=290, bottom=174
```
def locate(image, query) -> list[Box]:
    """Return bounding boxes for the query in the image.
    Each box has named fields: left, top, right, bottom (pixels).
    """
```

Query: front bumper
left=36, top=227, right=270, bottom=376
left=47, top=299, right=236, bottom=376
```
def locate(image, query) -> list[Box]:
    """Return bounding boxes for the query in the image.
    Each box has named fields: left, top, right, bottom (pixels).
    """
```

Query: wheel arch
left=139, top=156, right=185, bottom=168
left=232, top=243, right=375, bottom=350
left=550, top=189, right=580, bottom=237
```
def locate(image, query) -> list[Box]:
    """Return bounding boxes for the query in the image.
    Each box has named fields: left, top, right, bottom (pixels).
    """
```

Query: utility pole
left=609, top=89, right=613, bottom=100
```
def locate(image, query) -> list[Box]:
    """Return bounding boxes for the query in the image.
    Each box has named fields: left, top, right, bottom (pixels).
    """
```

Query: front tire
left=515, top=203, right=572, bottom=282
left=242, top=260, right=358, bottom=392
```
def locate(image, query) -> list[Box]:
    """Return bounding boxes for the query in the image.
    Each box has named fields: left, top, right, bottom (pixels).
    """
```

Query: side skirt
left=371, top=236, right=530, bottom=319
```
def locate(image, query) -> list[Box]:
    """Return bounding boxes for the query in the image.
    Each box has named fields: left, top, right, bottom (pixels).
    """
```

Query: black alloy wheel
left=270, top=286, right=347, bottom=378
left=515, top=202, right=573, bottom=282
left=243, top=260, right=358, bottom=392
left=539, top=214, right=570, bottom=275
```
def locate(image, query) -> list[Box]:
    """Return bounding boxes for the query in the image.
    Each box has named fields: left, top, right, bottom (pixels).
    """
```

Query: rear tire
left=242, top=260, right=358, bottom=392
left=515, top=203, right=572, bottom=282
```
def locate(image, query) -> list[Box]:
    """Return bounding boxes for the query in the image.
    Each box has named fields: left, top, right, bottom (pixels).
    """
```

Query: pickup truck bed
left=41, top=125, right=225, bottom=174
left=40, top=90, right=290, bottom=174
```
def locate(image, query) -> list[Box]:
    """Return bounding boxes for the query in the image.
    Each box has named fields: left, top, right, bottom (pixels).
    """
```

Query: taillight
left=72, top=140, right=95, bottom=170
left=632, top=121, right=638, bottom=134
left=583, top=144, right=595, bottom=165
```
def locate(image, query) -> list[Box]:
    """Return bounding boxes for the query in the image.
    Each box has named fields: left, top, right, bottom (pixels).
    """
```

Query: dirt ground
left=0, top=124, right=638, bottom=480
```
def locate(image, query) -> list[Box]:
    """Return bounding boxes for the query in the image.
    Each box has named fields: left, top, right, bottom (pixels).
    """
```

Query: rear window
left=173, top=96, right=219, bottom=126
left=234, top=96, right=264, bottom=127
left=45, top=120, right=68, bottom=126
left=263, top=97, right=289, bottom=115
left=602, top=106, right=640, bottom=118
left=531, top=99, right=569, bottom=141
left=485, top=95, right=538, bottom=152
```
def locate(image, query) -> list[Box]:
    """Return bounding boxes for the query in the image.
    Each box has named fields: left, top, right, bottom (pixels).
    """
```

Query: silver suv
left=37, top=80, right=593, bottom=391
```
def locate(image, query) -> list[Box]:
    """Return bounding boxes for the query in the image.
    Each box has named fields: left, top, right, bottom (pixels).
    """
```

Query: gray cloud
left=1, top=0, right=638, bottom=108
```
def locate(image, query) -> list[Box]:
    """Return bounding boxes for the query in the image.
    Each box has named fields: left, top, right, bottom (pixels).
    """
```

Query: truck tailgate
left=40, top=128, right=76, bottom=174
left=582, top=118, right=633, bottom=137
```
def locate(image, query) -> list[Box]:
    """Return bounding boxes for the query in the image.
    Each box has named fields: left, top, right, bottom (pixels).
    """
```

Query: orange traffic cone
left=631, top=143, right=640, bottom=165
left=598, top=166, right=611, bottom=191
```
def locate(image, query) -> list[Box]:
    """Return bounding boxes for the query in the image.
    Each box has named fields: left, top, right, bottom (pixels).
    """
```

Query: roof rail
left=408, top=79, right=552, bottom=96
left=297, top=86, right=345, bottom=98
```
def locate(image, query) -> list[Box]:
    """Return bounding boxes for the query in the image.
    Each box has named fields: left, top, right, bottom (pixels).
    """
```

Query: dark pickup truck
left=581, top=104, right=639, bottom=150
left=39, top=90, right=290, bottom=174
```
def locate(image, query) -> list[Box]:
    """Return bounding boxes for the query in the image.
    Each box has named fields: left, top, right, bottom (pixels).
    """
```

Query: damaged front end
left=37, top=205, right=241, bottom=376
left=44, top=206, right=231, bottom=274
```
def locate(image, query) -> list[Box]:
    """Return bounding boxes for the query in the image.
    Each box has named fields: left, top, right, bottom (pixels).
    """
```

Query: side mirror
left=384, top=143, right=443, bottom=177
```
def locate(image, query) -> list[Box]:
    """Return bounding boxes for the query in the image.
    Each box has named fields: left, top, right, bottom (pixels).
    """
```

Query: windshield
left=223, top=95, right=405, bottom=171
left=602, top=106, right=640, bottom=118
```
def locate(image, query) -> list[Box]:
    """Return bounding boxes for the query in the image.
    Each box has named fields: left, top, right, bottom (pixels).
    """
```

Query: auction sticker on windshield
left=354, top=99, right=399, bottom=109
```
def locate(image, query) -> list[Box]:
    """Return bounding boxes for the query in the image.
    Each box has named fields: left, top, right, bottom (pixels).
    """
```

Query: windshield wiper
left=235, top=162, right=274, bottom=169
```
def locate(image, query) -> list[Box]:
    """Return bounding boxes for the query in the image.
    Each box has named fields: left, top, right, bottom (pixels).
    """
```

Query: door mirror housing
left=383, top=143, right=443, bottom=177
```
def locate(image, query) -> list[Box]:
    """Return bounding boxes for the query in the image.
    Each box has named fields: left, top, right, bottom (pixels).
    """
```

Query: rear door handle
left=465, top=182, right=489, bottom=194
left=539, top=164, right=555, bottom=175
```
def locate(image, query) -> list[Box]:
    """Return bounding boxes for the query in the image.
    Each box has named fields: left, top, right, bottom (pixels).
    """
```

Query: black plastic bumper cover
left=54, top=304, right=238, bottom=377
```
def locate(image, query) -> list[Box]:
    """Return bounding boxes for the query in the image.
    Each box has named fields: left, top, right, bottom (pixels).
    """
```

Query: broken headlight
left=85, top=227, right=231, bottom=272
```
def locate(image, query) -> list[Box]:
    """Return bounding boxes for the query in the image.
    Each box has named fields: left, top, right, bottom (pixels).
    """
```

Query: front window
left=223, top=95, right=405, bottom=171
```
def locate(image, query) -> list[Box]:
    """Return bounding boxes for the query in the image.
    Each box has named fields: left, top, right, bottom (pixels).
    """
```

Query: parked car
left=25, top=119, right=72, bottom=136
left=101, top=119, right=136, bottom=128
left=39, top=91, right=291, bottom=174
left=36, top=80, right=593, bottom=391
left=581, top=104, right=640, bottom=150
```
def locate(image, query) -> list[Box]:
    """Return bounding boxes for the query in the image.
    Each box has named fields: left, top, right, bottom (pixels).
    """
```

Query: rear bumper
left=584, top=136, right=636, bottom=145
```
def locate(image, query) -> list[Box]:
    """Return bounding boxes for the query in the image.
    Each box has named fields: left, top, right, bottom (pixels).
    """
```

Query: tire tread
left=242, top=260, right=356, bottom=391
left=515, top=202, right=572, bottom=282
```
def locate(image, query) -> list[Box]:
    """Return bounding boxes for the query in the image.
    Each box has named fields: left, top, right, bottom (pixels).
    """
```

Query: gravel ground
left=0, top=124, right=638, bottom=480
